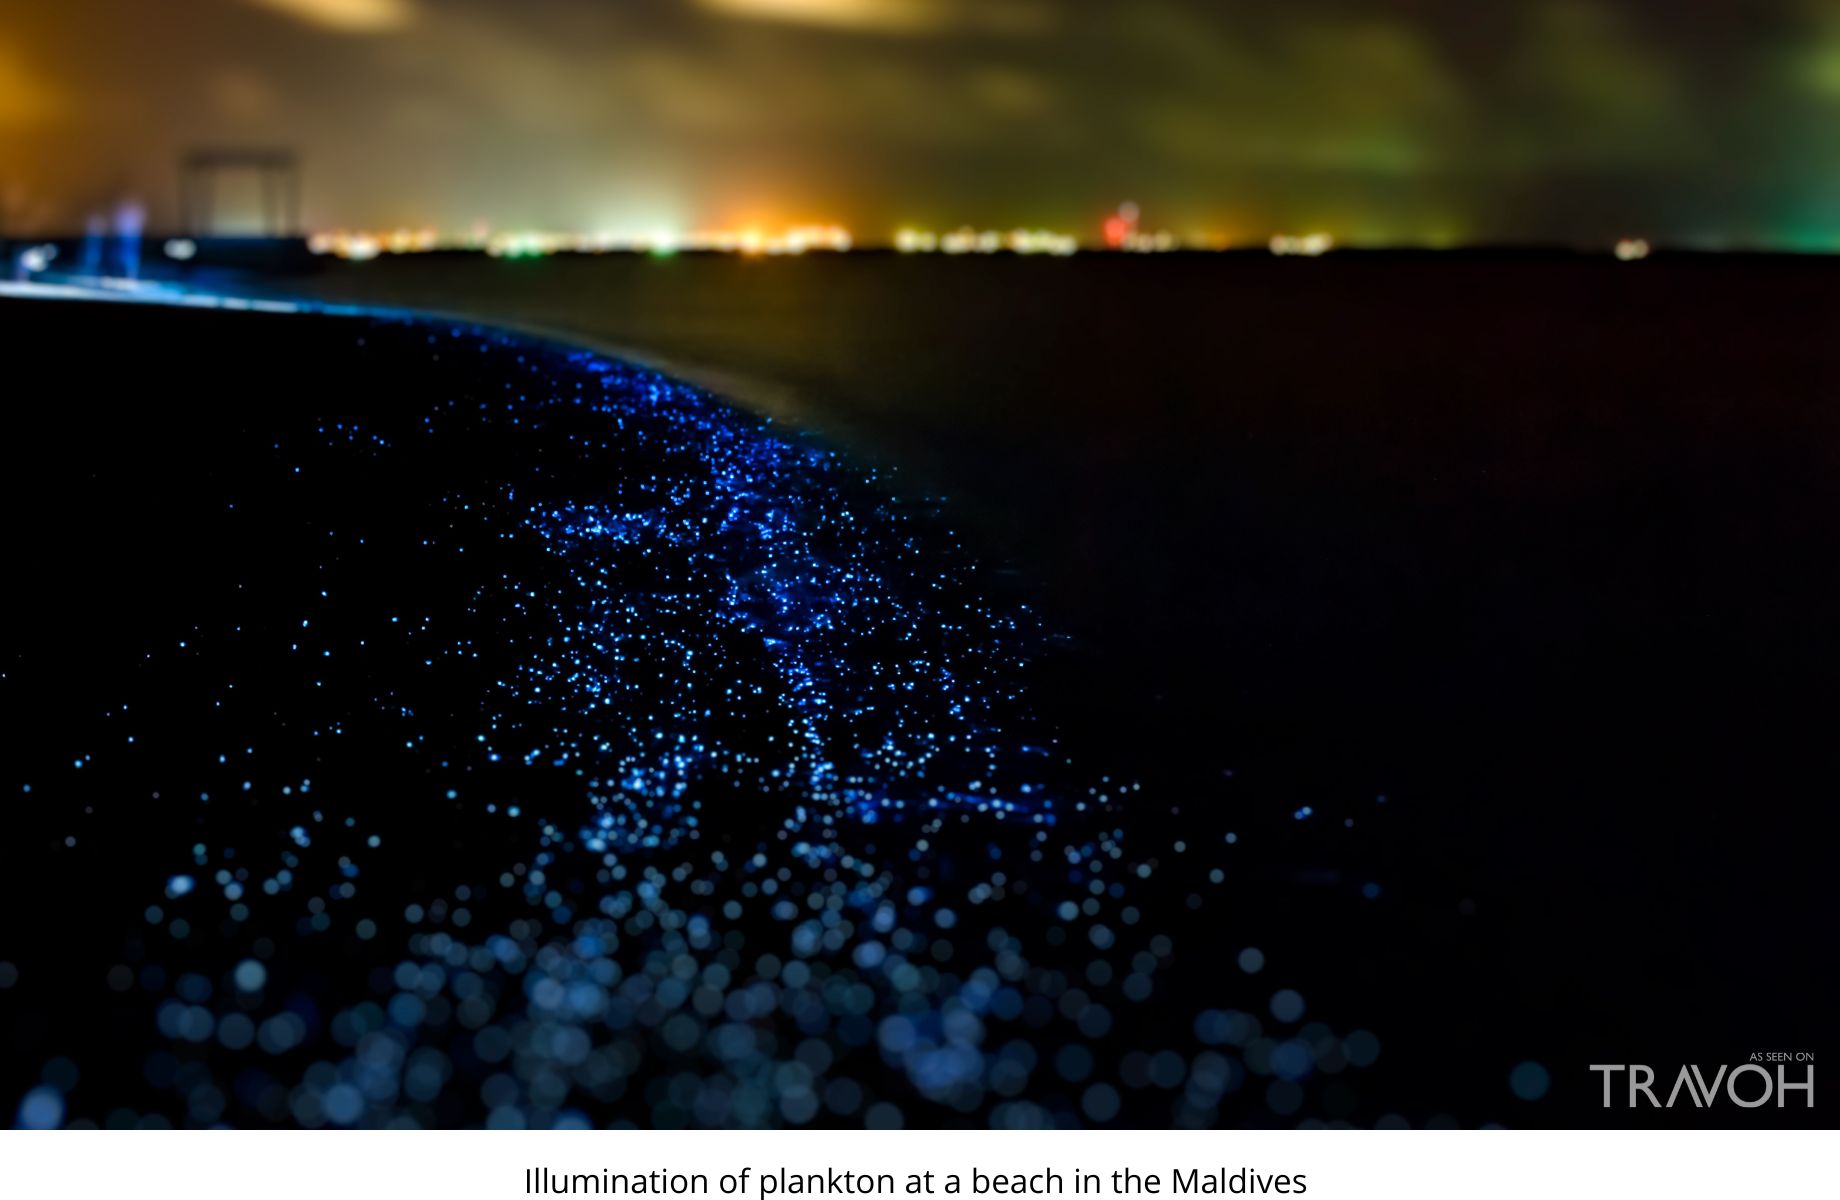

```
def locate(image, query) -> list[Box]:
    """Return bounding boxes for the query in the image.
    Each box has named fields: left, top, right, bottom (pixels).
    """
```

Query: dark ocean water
left=4, top=253, right=1835, bottom=1127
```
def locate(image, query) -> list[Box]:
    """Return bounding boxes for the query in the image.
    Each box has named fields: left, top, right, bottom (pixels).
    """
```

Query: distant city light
left=18, top=244, right=57, bottom=274
left=385, top=227, right=439, bottom=254
left=308, top=223, right=856, bottom=261
left=897, top=226, right=1076, bottom=255
left=1118, top=230, right=1179, bottom=253
left=1269, top=233, right=1335, bottom=257
left=265, top=220, right=1751, bottom=261
left=894, top=228, right=938, bottom=253
left=1103, top=201, right=1140, bottom=249
left=1614, top=238, right=1652, bottom=262
left=1095, top=202, right=1181, bottom=252
left=308, top=230, right=382, bottom=260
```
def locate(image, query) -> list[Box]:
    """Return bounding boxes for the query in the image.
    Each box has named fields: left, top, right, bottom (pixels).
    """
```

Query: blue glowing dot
left=232, top=960, right=266, bottom=993
left=1509, top=1060, right=1551, bottom=1101
left=1269, top=988, right=1306, bottom=1023
left=1344, top=1030, right=1382, bottom=1068
left=17, top=1087, right=64, bottom=1130
left=1270, top=1040, right=1315, bottom=1082
left=1081, top=1083, right=1121, bottom=1123
left=322, top=1084, right=365, bottom=1125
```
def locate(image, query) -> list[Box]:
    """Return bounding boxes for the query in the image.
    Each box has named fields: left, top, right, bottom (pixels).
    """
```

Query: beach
left=3, top=255, right=1835, bottom=1127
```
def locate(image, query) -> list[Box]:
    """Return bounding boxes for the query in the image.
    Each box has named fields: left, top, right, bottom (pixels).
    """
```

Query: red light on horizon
left=1103, top=201, right=1140, bottom=249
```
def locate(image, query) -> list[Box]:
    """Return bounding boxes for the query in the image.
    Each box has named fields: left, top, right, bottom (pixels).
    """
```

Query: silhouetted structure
left=179, top=148, right=301, bottom=237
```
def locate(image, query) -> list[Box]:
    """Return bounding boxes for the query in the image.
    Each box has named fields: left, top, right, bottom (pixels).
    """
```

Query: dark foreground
left=3, top=254, right=1836, bottom=1128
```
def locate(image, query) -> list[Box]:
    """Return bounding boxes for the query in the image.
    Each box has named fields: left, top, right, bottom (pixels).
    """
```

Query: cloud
left=693, top=0, right=1052, bottom=36
left=965, top=67, right=1053, bottom=119
left=0, top=39, right=62, bottom=128
left=209, top=68, right=279, bottom=122
left=237, top=0, right=416, bottom=35
left=1800, top=7, right=1840, bottom=97
left=695, top=0, right=944, bottom=33
left=1118, top=7, right=1468, bottom=175
left=1494, top=2, right=1697, bottom=166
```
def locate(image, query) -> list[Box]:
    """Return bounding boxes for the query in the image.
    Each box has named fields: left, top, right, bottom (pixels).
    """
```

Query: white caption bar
left=3, top=1129, right=1832, bottom=1199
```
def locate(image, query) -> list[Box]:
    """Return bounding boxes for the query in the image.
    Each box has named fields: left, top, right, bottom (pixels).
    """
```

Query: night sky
left=2, top=0, right=1838, bottom=245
